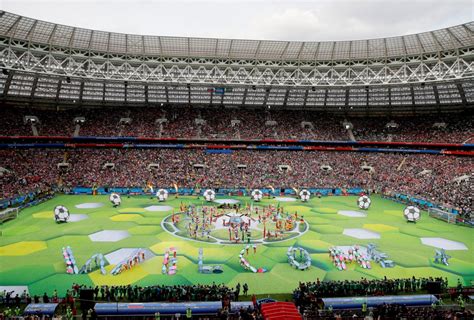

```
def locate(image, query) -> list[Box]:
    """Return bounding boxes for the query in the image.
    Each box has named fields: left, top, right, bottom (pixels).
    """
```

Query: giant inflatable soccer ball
left=299, top=189, right=311, bottom=202
left=203, top=189, right=216, bottom=202
left=156, top=189, right=169, bottom=202
left=54, top=205, right=70, bottom=223
left=357, top=195, right=371, bottom=210
left=251, top=189, right=263, bottom=202
left=404, top=206, right=420, bottom=222
left=109, top=193, right=121, bottom=207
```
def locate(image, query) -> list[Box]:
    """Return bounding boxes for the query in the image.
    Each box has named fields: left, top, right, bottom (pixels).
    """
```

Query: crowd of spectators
left=69, top=282, right=245, bottom=302
left=293, top=276, right=448, bottom=303
left=0, top=107, right=472, bottom=143
left=303, top=305, right=472, bottom=320
left=294, top=277, right=474, bottom=319
left=0, top=149, right=472, bottom=217
left=1, top=282, right=257, bottom=319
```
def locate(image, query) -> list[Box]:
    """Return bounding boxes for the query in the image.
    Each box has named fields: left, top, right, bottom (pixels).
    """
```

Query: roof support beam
left=78, top=80, right=84, bottom=105
left=401, top=36, right=408, bottom=57
left=280, top=42, right=290, bottom=60
left=29, top=76, right=39, bottom=101
left=445, top=28, right=463, bottom=47
left=187, top=37, right=190, bottom=58
left=106, top=32, right=111, bottom=53
left=415, top=34, right=426, bottom=54
left=430, top=32, right=444, bottom=52
left=6, top=15, right=21, bottom=36
left=158, top=36, right=163, bottom=58
left=387, top=86, right=392, bottom=117
left=55, top=79, right=62, bottom=107
left=296, top=42, right=305, bottom=61
left=302, top=88, right=309, bottom=108
left=144, top=83, right=148, bottom=105
left=460, top=24, right=473, bottom=44
left=102, top=82, right=106, bottom=104
left=313, top=42, right=320, bottom=61
left=323, top=88, right=329, bottom=112
left=456, top=82, right=468, bottom=108
left=227, top=39, right=233, bottom=59
left=87, top=30, right=94, bottom=51
left=433, top=83, right=440, bottom=106
left=25, top=20, right=38, bottom=42
left=262, top=88, right=270, bottom=106
left=2, top=69, right=14, bottom=98
left=241, top=87, right=248, bottom=105
left=410, top=85, right=416, bottom=114
left=330, top=42, right=336, bottom=61
left=48, top=24, right=58, bottom=46
left=254, top=40, right=262, bottom=60
left=68, top=27, right=76, bottom=50
left=282, top=88, right=290, bottom=107
left=125, top=34, right=128, bottom=55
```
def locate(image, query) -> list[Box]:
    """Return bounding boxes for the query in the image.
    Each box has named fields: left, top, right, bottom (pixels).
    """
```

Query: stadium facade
left=0, top=11, right=473, bottom=114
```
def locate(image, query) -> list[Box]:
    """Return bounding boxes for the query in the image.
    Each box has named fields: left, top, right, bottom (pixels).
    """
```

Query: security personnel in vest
left=186, top=307, right=192, bottom=319
left=362, top=301, right=367, bottom=314
left=154, top=311, right=160, bottom=320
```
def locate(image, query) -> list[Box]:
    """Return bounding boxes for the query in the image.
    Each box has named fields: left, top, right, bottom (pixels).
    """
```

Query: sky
left=1, top=0, right=473, bottom=41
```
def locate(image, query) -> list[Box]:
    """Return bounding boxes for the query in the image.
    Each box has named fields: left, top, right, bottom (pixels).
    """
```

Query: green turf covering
left=0, top=194, right=472, bottom=295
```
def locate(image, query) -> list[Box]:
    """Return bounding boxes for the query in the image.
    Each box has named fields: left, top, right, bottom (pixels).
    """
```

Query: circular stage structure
left=161, top=205, right=309, bottom=245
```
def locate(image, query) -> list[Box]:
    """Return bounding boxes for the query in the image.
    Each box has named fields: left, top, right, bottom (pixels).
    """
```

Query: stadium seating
left=0, top=107, right=472, bottom=143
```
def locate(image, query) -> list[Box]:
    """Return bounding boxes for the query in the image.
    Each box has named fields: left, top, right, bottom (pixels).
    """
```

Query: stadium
left=0, top=4, right=473, bottom=320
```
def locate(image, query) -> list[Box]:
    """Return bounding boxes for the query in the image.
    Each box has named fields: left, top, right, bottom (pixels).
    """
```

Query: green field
left=0, top=194, right=472, bottom=296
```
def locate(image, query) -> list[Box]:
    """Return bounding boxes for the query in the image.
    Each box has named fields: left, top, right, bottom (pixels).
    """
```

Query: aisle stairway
left=261, top=302, right=302, bottom=320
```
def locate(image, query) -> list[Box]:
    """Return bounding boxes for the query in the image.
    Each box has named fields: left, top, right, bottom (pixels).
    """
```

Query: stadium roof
left=0, top=11, right=473, bottom=61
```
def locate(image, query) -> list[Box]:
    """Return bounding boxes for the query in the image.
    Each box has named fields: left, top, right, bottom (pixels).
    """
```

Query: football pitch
left=0, top=194, right=472, bottom=296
